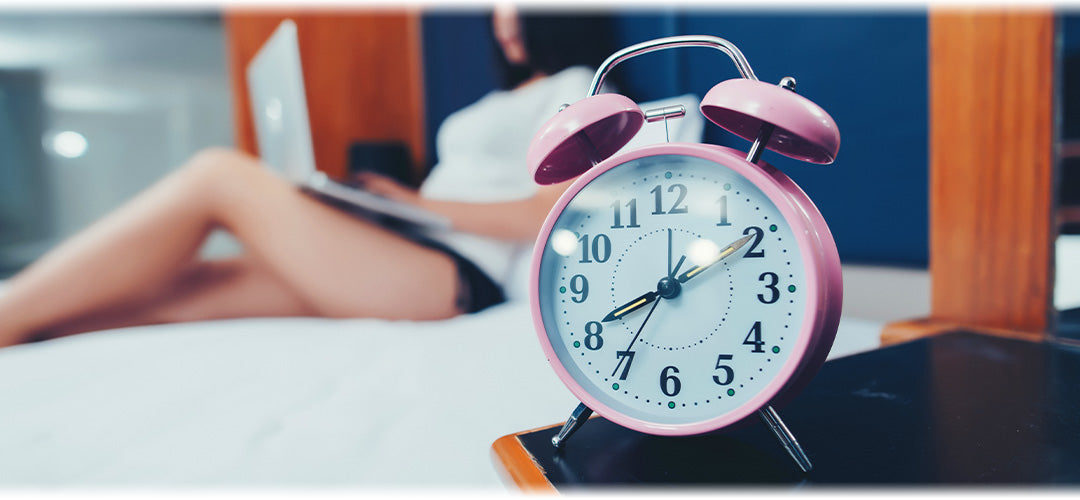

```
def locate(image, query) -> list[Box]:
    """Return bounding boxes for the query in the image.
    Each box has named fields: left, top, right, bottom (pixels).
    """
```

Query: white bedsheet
left=0, top=296, right=882, bottom=487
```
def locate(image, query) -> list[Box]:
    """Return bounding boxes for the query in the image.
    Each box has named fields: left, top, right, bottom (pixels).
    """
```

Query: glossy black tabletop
left=516, top=331, right=1080, bottom=486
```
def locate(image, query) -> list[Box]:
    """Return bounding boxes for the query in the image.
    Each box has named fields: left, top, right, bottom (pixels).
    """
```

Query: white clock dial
left=537, top=154, right=807, bottom=426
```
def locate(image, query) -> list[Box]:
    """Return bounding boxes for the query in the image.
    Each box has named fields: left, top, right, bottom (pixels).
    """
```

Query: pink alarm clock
left=526, top=36, right=841, bottom=472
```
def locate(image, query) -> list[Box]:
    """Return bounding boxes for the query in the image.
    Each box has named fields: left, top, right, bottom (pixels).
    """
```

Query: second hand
left=610, top=296, right=662, bottom=378
left=608, top=229, right=687, bottom=379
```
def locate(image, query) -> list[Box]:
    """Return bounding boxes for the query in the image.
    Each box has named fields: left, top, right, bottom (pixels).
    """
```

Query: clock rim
left=529, top=142, right=841, bottom=436
left=758, top=160, right=842, bottom=408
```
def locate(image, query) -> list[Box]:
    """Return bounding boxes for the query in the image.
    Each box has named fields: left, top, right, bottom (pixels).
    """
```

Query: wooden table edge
left=491, top=426, right=559, bottom=494
left=881, top=317, right=1046, bottom=346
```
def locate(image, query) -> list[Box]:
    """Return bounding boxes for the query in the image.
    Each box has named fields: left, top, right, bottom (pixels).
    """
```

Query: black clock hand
left=604, top=228, right=686, bottom=323
left=602, top=240, right=687, bottom=323
left=667, top=228, right=673, bottom=276
left=607, top=233, right=686, bottom=378
left=676, top=234, right=754, bottom=284
left=610, top=297, right=661, bottom=379
left=667, top=228, right=687, bottom=278
left=602, top=290, right=657, bottom=323
left=670, top=255, right=686, bottom=279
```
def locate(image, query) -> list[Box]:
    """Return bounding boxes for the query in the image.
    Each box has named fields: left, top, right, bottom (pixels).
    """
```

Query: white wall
left=0, top=13, right=237, bottom=266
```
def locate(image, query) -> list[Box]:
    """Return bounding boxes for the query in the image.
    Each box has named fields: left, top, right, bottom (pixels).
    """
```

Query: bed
left=0, top=272, right=884, bottom=487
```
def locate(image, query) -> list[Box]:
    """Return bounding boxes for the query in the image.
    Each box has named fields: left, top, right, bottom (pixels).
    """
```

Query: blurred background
left=0, top=7, right=1076, bottom=330
left=0, top=12, right=232, bottom=265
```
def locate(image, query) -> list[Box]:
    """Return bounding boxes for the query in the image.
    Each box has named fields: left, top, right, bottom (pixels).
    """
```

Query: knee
left=178, top=147, right=262, bottom=185
left=167, top=148, right=277, bottom=205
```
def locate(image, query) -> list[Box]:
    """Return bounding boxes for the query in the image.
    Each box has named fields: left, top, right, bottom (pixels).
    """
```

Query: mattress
left=0, top=292, right=883, bottom=486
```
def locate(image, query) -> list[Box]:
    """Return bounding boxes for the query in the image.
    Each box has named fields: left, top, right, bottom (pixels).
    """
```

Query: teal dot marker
left=559, top=286, right=567, bottom=293
left=668, top=402, right=676, bottom=409
left=612, top=383, right=620, bottom=390
left=665, top=171, right=672, bottom=179
left=772, top=346, right=781, bottom=354
left=769, top=224, right=778, bottom=232
left=788, top=285, right=797, bottom=293
left=723, top=183, right=732, bottom=191
left=727, top=389, right=735, bottom=397
left=573, top=341, right=581, bottom=348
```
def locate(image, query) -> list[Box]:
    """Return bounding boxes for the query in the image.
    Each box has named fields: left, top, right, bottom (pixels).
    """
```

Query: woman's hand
left=354, top=172, right=422, bottom=206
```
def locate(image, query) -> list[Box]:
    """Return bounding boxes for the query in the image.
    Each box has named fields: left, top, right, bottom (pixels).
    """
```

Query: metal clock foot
left=551, top=402, right=594, bottom=449
left=757, top=405, right=813, bottom=473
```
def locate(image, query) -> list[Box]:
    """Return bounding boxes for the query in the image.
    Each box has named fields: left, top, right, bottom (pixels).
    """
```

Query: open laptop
left=246, top=19, right=450, bottom=229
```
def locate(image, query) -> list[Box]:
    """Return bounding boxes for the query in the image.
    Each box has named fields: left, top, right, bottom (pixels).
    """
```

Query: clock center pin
left=657, top=276, right=681, bottom=299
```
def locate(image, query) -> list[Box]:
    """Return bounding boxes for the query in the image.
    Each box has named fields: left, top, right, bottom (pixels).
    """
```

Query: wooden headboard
left=223, top=9, right=426, bottom=181
left=883, top=9, right=1057, bottom=343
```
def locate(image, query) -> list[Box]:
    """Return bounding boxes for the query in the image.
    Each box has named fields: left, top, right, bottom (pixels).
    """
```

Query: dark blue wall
left=1061, top=13, right=1080, bottom=140
left=422, top=10, right=929, bottom=266
left=420, top=10, right=499, bottom=168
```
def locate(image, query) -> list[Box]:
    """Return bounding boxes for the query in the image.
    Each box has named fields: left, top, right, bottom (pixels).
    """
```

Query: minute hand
left=676, top=234, right=755, bottom=284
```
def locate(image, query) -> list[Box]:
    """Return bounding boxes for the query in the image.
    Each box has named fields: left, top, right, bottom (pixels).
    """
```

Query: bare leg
left=0, top=150, right=228, bottom=346
left=178, top=150, right=460, bottom=320
left=0, top=148, right=459, bottom=347
left=35, top=257, right=314, bottom=340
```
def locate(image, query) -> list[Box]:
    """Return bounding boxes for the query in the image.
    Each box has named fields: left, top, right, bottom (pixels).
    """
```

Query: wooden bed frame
left=881, top=9, right=1058, bottom=344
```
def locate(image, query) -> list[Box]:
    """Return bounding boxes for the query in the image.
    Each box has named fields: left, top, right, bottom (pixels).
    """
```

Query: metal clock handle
left=583, top=35, right=795, bottom=167
left=586, top=35, right=759, bottom=98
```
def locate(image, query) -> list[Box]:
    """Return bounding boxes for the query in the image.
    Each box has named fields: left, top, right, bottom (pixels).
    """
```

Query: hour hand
left=602, top=290, right=658, bottom=322
left=676, top=234, right=754, bottom=284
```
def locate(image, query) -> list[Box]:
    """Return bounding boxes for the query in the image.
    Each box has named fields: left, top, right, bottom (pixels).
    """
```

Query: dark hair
left=493, top=10, right=617, bottom=90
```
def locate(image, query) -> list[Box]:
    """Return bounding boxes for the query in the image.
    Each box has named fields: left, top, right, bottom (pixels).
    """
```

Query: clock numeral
left=743, top=226, right=765, bottom=258
left=713, top=354, right=735, bottom=386
left=743, top=321, right=766, bottom=353
left=650, top=184, right=689, bottom=215
left=584, top=321, right=604, bottom=350
left=758, top=272, right=780, bottom=304
left=614, top=350, right=635, bottom=380
left=716, top=195, right=731, bottom=226
left=569, top=274, right=589, bottom=303
left=610, top=199, right=640, bottom=229
left=660, top=366, right=682, bottom=397
left=577, top=233, right=612, bottom=264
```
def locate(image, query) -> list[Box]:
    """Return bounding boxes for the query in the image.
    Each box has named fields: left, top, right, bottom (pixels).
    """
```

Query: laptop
left=246, top=19, right=450, bottom=229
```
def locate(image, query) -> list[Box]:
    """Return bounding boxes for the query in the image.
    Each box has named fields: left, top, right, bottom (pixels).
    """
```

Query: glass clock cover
left=530, top=143, right=841, bottom=436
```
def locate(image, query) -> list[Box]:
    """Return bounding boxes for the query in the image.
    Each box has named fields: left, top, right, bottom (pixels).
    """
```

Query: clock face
left=535, top=150, right=816, bottom=433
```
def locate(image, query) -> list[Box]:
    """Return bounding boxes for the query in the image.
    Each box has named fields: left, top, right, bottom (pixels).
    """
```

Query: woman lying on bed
left=0, top=8, right=615, bottom=348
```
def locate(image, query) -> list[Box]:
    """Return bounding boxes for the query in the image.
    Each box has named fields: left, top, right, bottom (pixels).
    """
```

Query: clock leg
left=551, top=402, right=593, bottom=449
left=757, top=405, right=813, bottom=473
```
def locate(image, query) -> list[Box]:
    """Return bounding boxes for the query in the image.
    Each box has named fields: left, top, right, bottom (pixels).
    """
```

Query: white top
left=419, top=66, right=595, bottom=291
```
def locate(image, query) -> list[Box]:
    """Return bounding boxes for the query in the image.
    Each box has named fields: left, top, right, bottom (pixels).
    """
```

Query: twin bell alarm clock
left=526, top=36, right=841, bottom=472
